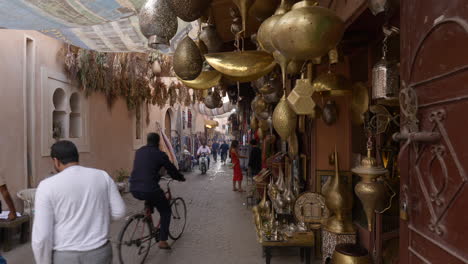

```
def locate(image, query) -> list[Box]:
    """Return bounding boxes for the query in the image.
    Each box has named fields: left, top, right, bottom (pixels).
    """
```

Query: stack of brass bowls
left=139, top=0, right=178, bottom=49
left=271, top=0, right=344, bottom=60
left=173, top=36, right=203, bottom=80
left=205, top=51, right=276, bottom=82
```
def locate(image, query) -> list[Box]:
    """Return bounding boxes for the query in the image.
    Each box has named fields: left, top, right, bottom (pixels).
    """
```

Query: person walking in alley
left=197, top=141, right=211, bottom=169
left=220, top=141, right=230, bottom=164
left=248, top=139, right=262, bottom=178
left=230, top=140, right=247, bottom=192
left=130, top=133, right=186, bottom=250
left=32, top=141, right=126, bottom=264
left=212, top=141, right=220, bottom=162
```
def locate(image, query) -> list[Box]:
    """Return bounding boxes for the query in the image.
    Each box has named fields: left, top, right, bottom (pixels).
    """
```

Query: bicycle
left=117, top=178, right=187, bottom=264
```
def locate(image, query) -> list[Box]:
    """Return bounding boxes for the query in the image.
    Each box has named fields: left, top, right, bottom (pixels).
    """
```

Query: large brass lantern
left=272, top=96, right=297, bottom=140
left=173, top=36, right=204, bottom=80
left=271, top=0, right=344, bottom=60
left=138, top=0, right=178, bottom=49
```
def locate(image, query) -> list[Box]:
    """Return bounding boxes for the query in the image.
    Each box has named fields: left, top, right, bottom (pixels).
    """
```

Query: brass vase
left=205, top=51, right=276, bottom=82
left=272, top=95, right=297, bottom=140
left=323, top=148, right=355, bottom=234
left=200, top=24, right=223, bottom=53
left=139, top=0, right=178, bottom=49
left=271, top=0, right=344, bottom=60
left=167, top=0, right=211, bottom=22
left=352, top=147, right=388, bottom=231
left=173, top=36, right=203, bottom=80
left=249, top=0, right=280, bottom=22
left=257, top=0, right=296, bottom=53
left=179, top=70, right=222, bottom=90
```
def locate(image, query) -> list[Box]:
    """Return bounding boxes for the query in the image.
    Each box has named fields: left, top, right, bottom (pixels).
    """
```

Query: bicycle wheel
left=118, top=214, right=153, bottom=264
left=169, top=197, right=187, bottom=240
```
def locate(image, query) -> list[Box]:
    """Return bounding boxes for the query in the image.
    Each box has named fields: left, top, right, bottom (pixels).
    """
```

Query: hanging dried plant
left=168, top=82, right=178, bottom=107
left=184, top=88, right=192, bottom=106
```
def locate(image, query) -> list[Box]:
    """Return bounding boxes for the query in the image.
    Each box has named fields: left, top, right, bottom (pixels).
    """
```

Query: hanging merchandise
left=232, top=0, right=254, bottom=37
left=352, top=138, right=389, bottom=231
left=167, top=0, right=211, bottom=22
left=271, top=0, right=344, bottom=61
left=139, top=0, right=178, bottom=49
left=312, top=49, right=352, bottom=96
left=322, top=100, right=338, bottom=126
left=195, top=38, right=209, bottom=56
left=205, top=51, right=276, bottom=82
left=188, top=109, right=192, bottom=128
left=323, top=148, right=355, bottom=234
left=204, top=90, right=223, bottom=109
left=199, top=24, right=224, bottom=53
left=250, top=114, right=259, bottom=130
left=180, top=71, right=222, bottom=90
left=249, top=0, right=280, bottom=22
left=287, top=63, right=316, bottom=115
left=257, top=0, right=296, bottom=54
left=372, top=26, right=400, bottom=104
left=287, top=60, right=305, bottom=75
left=173, top=36, right=204, bottom=80
left=272, top=95, right=297, bottom=140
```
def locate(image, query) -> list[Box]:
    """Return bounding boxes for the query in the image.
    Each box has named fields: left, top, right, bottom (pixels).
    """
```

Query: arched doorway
left=165, top=110, right=171, bottom=137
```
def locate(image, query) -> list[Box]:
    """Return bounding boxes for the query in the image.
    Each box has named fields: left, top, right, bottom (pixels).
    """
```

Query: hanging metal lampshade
left=271, top=0, right=344, bottom=60
left=173, top=36, right=204, bottom=80
left=139, top=0, right=178, bottom=49
left=167, top=0, right=211, bottom=22
left=200, top=24, right=223, bottom=53
left=272, top=95, right=297, bottom=140
left=287, top=63, right=315, bottom=115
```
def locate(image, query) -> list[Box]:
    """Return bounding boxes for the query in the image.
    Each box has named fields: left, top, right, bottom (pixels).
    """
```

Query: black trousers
left=131, top=190, right=171, bottom=241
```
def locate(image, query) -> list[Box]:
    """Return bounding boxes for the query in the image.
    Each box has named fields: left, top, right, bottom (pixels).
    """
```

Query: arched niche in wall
left=69, top=92, right=82, bottom=138
left=52, top=88, right=66, bottom=139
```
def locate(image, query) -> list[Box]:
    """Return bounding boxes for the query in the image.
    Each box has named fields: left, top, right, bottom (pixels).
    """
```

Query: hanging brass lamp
left=167, top=0, right=211, bottom=22
left=173, top=36, right=204, bottom=80
left=352, top=146, right=388, bottom=231
left=205, top=51, right=276, bottom=82
left=271, top=0, right=344, bottom=60
left=179, top=71, right=222, bottom=90
left=139, top=0, right=178, bottom=49
left=287, top=63, right=316, bottom=115
left=272, top=95, right=297, bottom=140
left=257, top=0, right=296, bottom=54
left=200, top=24, right=224, bottom=53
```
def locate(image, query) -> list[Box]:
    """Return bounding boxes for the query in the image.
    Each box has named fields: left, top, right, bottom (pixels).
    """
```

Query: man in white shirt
left=197, top=142, right=211, bottom=169
left=32, top=141, right=126, bottom=264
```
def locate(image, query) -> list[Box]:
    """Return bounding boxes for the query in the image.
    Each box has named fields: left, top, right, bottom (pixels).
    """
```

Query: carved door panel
left=399, top=1, right=468, bottom=263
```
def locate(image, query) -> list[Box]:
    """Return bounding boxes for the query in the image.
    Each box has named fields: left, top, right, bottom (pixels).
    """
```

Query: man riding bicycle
left=129, top=133, right=185, bottom=250
left=197, top=142, right=211, bottom=169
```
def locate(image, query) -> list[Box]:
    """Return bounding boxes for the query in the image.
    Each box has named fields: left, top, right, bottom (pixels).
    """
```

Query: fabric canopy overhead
left=0, top=0, right=192, bottom=53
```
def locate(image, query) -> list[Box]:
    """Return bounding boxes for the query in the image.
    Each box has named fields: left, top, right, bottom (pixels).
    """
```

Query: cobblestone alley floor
left=4, top=161, right=317, bottom=264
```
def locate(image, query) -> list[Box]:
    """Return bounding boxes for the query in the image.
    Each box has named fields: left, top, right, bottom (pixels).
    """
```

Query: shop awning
left=0, top=0, right=192, bottom=53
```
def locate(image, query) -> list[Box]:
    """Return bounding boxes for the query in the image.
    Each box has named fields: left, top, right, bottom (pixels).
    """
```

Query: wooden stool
left=321, top=229, right=356, bottom=264
left=0, top=215, right=31, bottom=252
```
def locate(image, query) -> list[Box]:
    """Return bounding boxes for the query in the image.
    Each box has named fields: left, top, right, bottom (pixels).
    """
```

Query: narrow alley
left=4, top=161, right=305, bottom=264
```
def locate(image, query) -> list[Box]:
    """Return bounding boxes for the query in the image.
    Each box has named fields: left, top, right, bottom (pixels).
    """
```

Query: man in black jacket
left=248, top=139, right=262, bottom=177
left=130, top=133, right=185, bottom=250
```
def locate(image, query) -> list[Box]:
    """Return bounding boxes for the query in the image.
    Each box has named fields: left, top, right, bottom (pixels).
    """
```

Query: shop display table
left=321, top=229, right=356, bottom=264
left=0, top=215, right=31, bottom=252
left=261, top=235, right=315, bottom=264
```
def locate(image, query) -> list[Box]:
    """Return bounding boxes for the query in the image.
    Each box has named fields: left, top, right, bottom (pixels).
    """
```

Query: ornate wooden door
left=398, top=1, right=468, bottom=263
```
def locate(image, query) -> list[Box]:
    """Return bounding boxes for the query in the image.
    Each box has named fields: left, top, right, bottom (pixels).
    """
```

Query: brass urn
left=167, top=0, right=211, bottom=22
left=271, top=0, right=345, bottom=60
left=272, top=95, right=297, bottom=140
left=323, top=148, right=356, bottom=234
left=173, top=36, right=203, bottom=80
left=138, top=0, right=178, bottom=49
left=257, top=0, right=296, bottom=53
left=352, top=147, right=388, bottom=231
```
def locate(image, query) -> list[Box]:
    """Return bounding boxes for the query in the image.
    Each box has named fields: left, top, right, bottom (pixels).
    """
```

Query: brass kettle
left=272, top=95, right=297, bottom=140
left=271, top=0, right=344, bottom=60
left=138, top=0, right=178, bottom=49
left=173, top=36, right=203, bottom=80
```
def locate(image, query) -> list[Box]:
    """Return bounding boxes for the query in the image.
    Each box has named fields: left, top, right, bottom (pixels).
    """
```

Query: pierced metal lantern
left=372, top=29, right=399, bottom=102
left=139, top=0, right=178, bottom=49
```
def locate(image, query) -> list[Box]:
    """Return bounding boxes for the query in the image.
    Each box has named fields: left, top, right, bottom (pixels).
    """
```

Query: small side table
left=261, top=235, right=314, bottom=264
left=321, top=229, right=356, bottom=264
left=0, top=215, right=31, bottom=252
